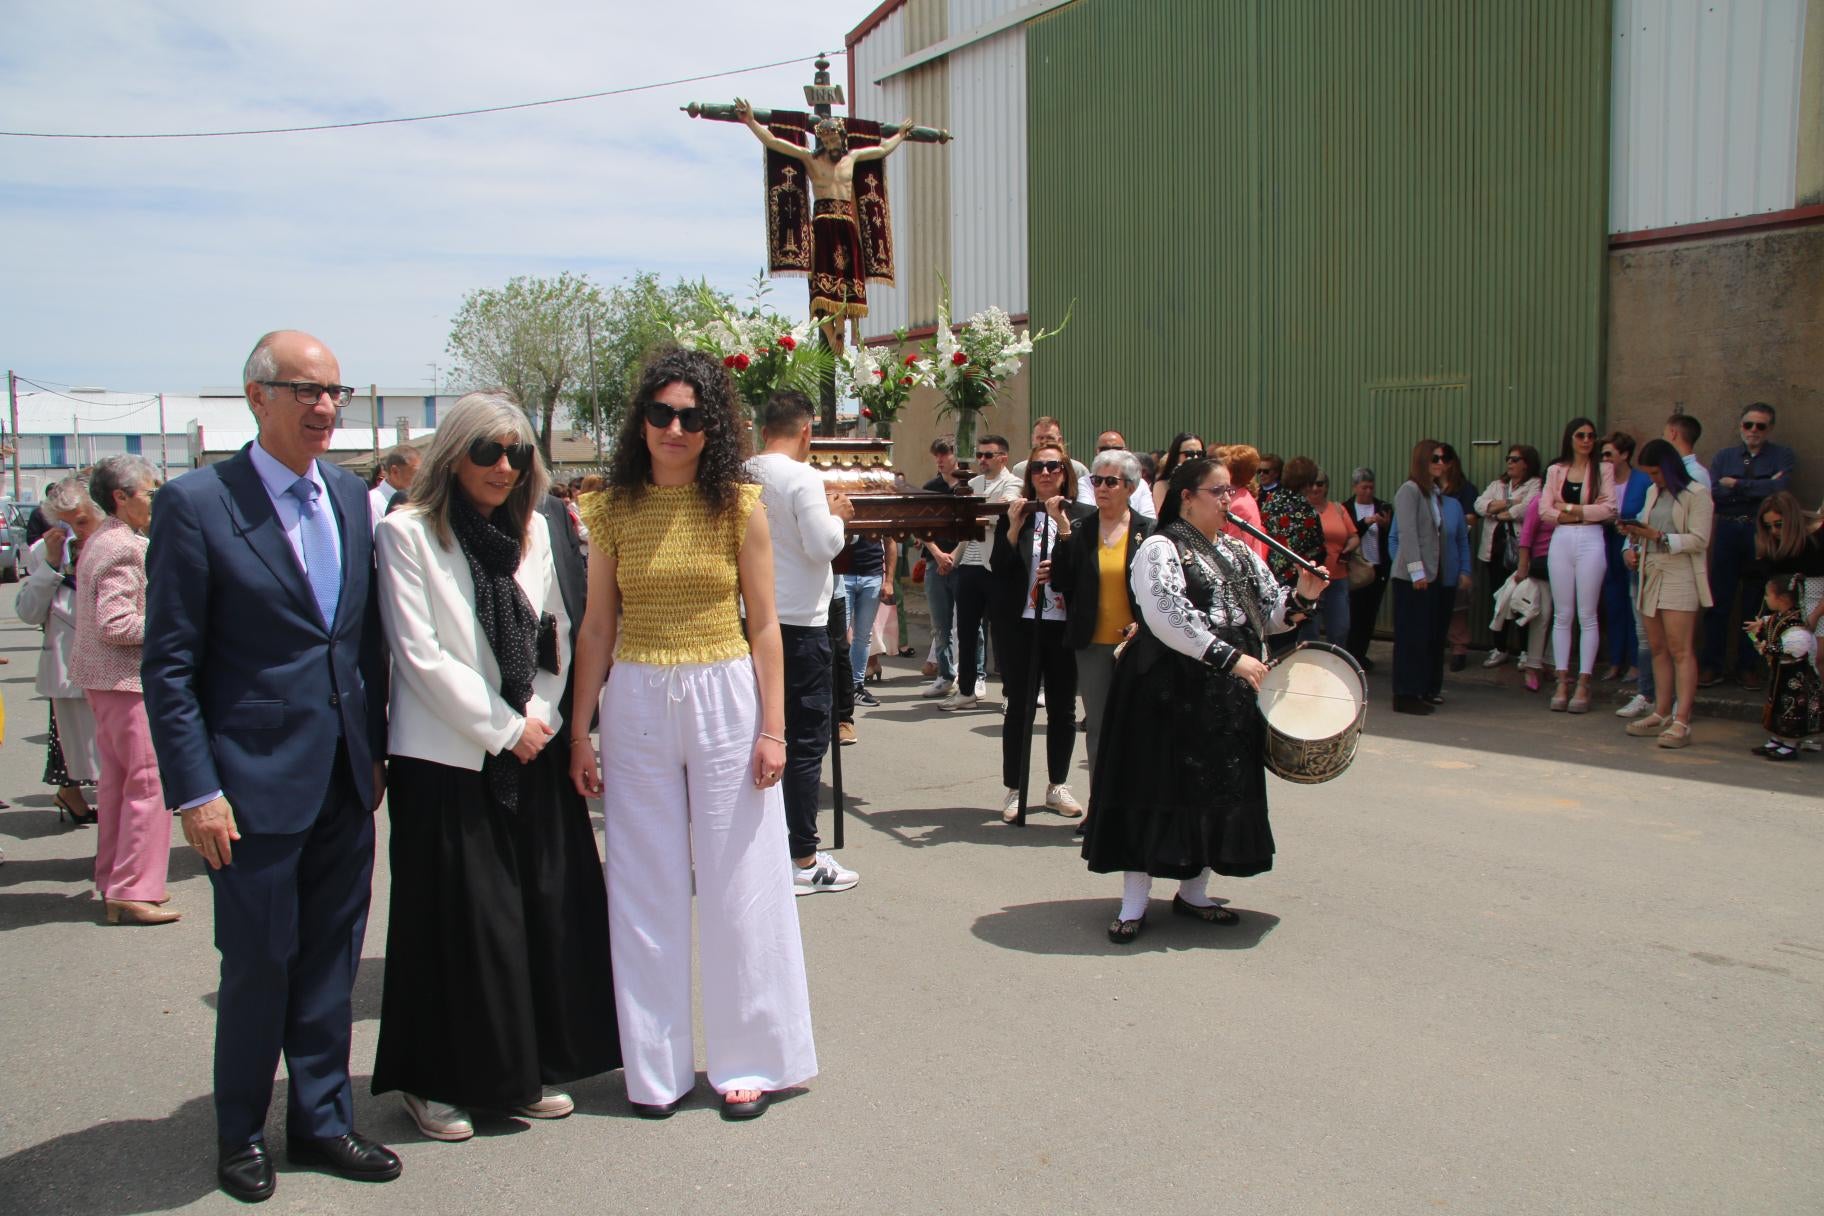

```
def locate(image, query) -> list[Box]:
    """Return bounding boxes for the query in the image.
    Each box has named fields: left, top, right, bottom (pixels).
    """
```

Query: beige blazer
left=375, top=506, right=571, bottom=770
left=1639, top=483, right=1715, bottom=609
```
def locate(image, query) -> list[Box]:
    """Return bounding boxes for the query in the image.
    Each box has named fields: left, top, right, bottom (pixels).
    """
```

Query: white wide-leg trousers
left=601, top=658, right=818, bottom=1105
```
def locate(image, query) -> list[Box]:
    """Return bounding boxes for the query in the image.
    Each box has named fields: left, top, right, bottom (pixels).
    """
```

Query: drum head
left=1259, top=643, right=1365, bottom=742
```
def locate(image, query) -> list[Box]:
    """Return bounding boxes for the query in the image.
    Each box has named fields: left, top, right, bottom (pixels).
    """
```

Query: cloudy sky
left=1, top=0, right=880, bottom=393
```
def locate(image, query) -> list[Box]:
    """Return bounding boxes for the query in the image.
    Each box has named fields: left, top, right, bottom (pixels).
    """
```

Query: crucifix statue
left=684, top=55, right=951, bottom=359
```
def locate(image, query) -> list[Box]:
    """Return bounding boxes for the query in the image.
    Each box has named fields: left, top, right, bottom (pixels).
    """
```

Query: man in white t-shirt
left=1662, top=413, right=1712, bottom=490
left=942, top=434, right=1019, bottom=712
left=366, top=445, right=420, bottom=535
left=746, top=392, right=859, bottom=895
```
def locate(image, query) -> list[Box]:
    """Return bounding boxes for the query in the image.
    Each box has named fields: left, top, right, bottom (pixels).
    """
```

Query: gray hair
left=408, top=390, right=549, bottom=552
left=89, top=455, right=157, bottom=517
left=1351, top=467, right=1376, bottom=486
left=243, top=331, right=288, bottom=386
left=379, top=445, right=420, bottom=472
left=1090, top=448, right=1141, bottom=485
left=44, top=477, right=96, bottom=518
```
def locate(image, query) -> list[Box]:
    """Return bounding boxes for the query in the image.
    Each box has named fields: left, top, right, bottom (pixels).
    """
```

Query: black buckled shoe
left=1171, top=894, right=1240, bottom=925
left=218, top=1141, right=275, bottom=1204
left=286, top=1131, right=401, bottom=1182
left=1107, top=914, right=1146, bottom=944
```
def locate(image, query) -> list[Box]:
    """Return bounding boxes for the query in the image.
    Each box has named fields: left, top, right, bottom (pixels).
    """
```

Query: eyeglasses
left=467, top=438, right=535, bottom=471
left=1429, top=454, right=1447, bottom=464
left=643, top=402, right=706, bottom=433
left=1196, top=485, right=1237, bottom=500
left=1505, top=455, right=1523, bottom=463
left=974, top=449, right=1005, bottom=460
left=1180, top=448, right=1204, bottom=459
left=1742, top=420, right=1770, bottom=431
left=1572, top=430, right=1595, bottom=440
left=1029, top=460, right=1066, bottom=475
left=259, top=380, right=354, bottom=407
left=1601, top=451, right=1618, bottom=461
left=1313, top=479, right=1328, bottom=487
left=1088, top=474, right=1126, bottom=488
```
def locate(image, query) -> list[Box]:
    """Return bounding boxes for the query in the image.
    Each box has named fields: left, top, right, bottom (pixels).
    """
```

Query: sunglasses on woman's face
left=1506, top=455, right=1523, bottom=463
left=1573, top=430, right=1595, bottom=440
left=1429, top=454, right=1447, bottom=464
left=1180, top=448, right=1204, bottom=459
left=467, top=438, right=535, bottom=470
left=644, top=401, right=706, bottom=433
left=1196, top=484, right=1237, bottom=500
left=1088, top=474, right=1125, bottom=488
left=1029, top=460, right=1066, bottom=475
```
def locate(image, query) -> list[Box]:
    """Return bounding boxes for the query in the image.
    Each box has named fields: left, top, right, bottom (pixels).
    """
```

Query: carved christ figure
left=734, top=97, right=911, bottom=354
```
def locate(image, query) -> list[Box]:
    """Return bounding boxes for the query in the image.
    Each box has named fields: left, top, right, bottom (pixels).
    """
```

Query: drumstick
left=1227, top=513, right=1330, bottom=580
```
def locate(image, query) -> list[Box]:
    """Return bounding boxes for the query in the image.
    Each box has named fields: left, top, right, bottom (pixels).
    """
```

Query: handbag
left=1347, top=550, right=1376, bottom=590
left=1494, top=520, right=1519, bottom=573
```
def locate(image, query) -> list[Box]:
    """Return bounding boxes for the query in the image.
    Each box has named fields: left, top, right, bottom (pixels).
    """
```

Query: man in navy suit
left=144, top=331, right=399, bottom=1203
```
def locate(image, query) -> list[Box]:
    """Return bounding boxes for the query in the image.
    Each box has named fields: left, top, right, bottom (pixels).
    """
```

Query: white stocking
left=1177, top=868, right=1215, bottom=907
left=1119, top=871, right=1153, bottom=921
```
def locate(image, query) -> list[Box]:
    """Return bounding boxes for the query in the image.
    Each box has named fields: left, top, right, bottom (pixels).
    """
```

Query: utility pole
left=72, top=412, right=81, bottom=473
left=157, top=393, right=169, bottom=483
left=370, top=382, right=380, bottom=471
left=6, top=370, right=19, bottom=501
left=586, top=313, right=601, bottom=466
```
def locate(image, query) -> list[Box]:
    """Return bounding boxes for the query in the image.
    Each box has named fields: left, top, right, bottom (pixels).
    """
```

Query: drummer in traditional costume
left=1082, top=458, right=1327, bottom=944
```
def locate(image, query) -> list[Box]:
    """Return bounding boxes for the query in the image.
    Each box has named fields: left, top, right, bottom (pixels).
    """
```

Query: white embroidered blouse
left=1129, top=531, right=1300, bottom=670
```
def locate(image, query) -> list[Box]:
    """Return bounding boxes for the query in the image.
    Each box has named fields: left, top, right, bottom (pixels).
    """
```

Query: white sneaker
left=921, top=677, right=956, bottom=698
left=793, top=852, right=859, bottom=895
left=403, top=1092, right=474, bottom=1141
left=512, top=1087, right=574, bottom=1119
left=1615, top=694, right=1651, bottom=719
left=1482, top=648, right=1509, bottom=668
left=1046, top=783, right=1085, bottom=818
left=939, top=690, right=979, bottom=712
left=1036, top=687, right=1046, bottom=707
left=1801, top=739, right=1821, bottom=752
left=1000, top=788, right=1021, bottom=823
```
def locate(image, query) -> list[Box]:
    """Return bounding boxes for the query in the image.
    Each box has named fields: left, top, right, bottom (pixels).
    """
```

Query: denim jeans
left=841, top=573, right=883, bottom=689
left=1702, top=516, right=1759, bottom=675
left=925, top=565, right=960, bottom=681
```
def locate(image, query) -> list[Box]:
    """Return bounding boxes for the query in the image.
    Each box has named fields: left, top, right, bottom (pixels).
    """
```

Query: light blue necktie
left=286, top=476, right=341, bottom=628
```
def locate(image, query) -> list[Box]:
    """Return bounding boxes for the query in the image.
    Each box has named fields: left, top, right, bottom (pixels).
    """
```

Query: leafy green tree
left=565, top=273, right=731, bottom=444
left=445, top=272, right=608, bottom=460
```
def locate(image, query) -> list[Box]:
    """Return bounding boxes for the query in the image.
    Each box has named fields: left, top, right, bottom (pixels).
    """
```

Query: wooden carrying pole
left=1014, top=516, right=1054, bottom=827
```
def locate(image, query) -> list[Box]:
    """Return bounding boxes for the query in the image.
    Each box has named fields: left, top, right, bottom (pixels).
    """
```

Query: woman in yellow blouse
left=569, top=348, right=814, bottom=1122
left=1052, top=449, right=1153, bottom=834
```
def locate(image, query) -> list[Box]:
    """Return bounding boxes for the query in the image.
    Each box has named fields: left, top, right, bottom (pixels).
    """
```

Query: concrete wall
left=1606, top=224, right=1824, bottom=505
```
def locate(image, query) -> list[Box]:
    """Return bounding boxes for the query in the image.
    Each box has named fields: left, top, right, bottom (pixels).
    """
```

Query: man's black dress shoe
left=286, top=1131, right=401, bottom=1182
left=218, top=1141, right=275, bottom=1204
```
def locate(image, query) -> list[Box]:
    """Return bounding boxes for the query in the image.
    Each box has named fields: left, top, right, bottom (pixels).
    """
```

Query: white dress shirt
left=747, top=452, right=846, bottom=627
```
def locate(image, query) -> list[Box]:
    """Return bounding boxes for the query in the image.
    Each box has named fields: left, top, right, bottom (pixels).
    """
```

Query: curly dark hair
left=607, top=346, right=752, bottom=515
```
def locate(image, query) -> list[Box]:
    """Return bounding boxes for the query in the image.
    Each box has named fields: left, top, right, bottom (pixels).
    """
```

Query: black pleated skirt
left=371, top=737, right=620, bottom=1109
left=1081, top=626, right=1275, bottom=880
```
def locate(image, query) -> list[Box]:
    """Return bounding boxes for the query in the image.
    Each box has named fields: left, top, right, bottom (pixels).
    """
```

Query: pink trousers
left=86, top=689, right=171, bottom=903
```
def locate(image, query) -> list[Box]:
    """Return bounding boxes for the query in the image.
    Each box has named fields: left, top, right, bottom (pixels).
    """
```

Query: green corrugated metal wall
left=1026, top=0, right=1610, bottom=504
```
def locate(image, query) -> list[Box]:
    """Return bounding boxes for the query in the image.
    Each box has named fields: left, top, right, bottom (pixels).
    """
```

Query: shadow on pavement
left=568, top=1071, right=810, bottom=1121
left=0, top=1093, right=219, bottom=1215
left=854, top=804, right=1083, bottom=850
left=0, top=889, right=105, bottom=929
left=973, top=898, right=1280, bottom=955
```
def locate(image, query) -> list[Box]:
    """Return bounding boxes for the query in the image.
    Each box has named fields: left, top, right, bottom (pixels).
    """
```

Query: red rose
left=723, top=355, right=737, bottom=368
left=873, top=369, right=885, bottom=379
left=861, top=407, right=873, bottom=419
left=733, top=353, right=751, bottom=370
left=952, top=351, right=967, bottom=366
left=900, top=376, right=913, bottom=386
left=904, top=353, right=919, bottom=367
left=779, top=334, right=797, bottom=350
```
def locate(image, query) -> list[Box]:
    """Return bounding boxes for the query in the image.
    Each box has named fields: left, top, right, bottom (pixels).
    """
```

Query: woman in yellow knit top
left=569, top=348, right=814, bottom=1122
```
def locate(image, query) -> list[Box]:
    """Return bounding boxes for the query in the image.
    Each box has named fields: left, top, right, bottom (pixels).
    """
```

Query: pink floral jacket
left=69, top=515, right=149, bottom=693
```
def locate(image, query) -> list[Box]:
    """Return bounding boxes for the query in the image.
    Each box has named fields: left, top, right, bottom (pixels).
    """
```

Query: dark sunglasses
left=1088, top=474, right=1126, bottom=488
left=1741, top=420, right=1769, bottom=431
left=467, top=438, right=535, bottom=470
left=1180, top=447, right=1205, bottom=458
left=974, top=449, right=1004, bottom=460
left=1572, top=430, right=1596, bottom=440
left=1429, top=454, right=1448, bottom=464
left=644, top=402, right=706, bottom=433
left=1505, top=455, right=1524, bottom=462
left=1029, top=460, right=1066, bottom=475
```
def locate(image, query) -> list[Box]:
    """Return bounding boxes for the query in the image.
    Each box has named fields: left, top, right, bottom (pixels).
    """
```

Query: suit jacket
left=989, top=500, right=1098, bottom=626
left=143, top=444, right=388, bottom=835
left=1639, top=483, right=1716, bottom=609
left=375, top=505, right=570, bottom=770
left=1050, top=509, right=1153, bottom=650
left=1390, top=481, right=1443, bottom=584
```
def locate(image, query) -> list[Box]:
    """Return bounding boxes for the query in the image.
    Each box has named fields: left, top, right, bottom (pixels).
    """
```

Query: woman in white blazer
left=1618, top=439, right=1713, bottom=749
left=370, top=391, right=618, bottom=1143
left=14, top=478, right=103, bottom=825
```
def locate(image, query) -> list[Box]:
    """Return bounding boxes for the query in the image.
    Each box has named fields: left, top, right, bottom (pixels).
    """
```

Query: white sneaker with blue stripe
left=793, top=852, right=859, bottom=895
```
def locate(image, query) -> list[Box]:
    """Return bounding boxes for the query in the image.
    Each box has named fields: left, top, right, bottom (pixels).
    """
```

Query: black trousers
left=955, top=565, right=995, bottom=697
left=1391, top=578, right=1455, bottom=699
left=827, top=594, right=853, bottom=725
left=1347, top=567, right=1390, bottom=662
left=779, top=623, right=833, bottom=858
left=998, top=616, right=1078, bottom=789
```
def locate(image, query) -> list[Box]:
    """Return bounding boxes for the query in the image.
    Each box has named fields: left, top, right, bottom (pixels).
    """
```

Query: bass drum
left=1257, top=642, right=1366, bottom=784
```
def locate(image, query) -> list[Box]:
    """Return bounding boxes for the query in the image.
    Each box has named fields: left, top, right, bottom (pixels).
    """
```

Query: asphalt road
left=0, top=588, right=1818, bottom=1215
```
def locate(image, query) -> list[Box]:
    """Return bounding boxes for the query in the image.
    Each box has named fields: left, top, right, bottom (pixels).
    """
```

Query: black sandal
left=1171, top=895, right=1240, bottom=925
left=1107, top=914, right=1146, bottom=944
left=1762, top=742, right=1798, bottom=761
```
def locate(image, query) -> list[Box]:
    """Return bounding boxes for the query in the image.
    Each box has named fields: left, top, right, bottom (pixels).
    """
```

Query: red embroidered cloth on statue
left=763, top=113, right=895, bottom=321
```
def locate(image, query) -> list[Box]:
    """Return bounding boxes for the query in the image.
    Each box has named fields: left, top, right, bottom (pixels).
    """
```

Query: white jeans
left=1548, top=525, right=1606, bottom=677
left=600, top=658, right=818, bottom=1104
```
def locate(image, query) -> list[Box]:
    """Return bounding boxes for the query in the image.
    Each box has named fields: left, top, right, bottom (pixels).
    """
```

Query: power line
left=15, top=377, right=163, bottom=421
left=0, top=52, right=843, bottom=140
